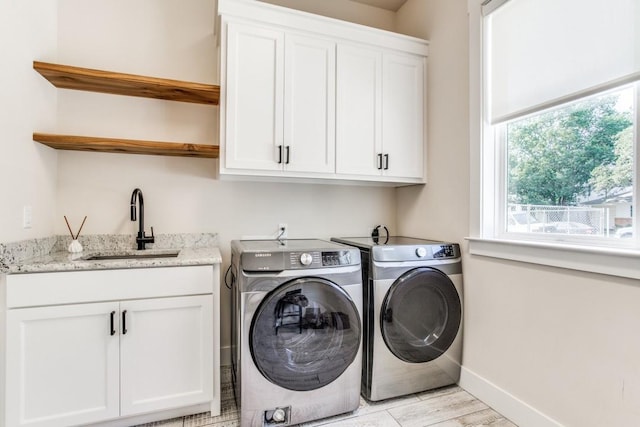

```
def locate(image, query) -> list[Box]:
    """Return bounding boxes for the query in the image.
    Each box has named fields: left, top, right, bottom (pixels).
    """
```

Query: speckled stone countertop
left=1, top=233, right=221, bottom=274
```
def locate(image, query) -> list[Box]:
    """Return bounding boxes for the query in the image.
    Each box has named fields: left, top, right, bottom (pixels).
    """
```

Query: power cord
left=276, top=225, right=286, bottom=245
left=224, top=253, right=236, bottom=290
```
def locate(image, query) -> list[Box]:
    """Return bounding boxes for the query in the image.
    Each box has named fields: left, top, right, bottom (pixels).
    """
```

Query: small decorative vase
left=68, top=239, right=83, bottom=253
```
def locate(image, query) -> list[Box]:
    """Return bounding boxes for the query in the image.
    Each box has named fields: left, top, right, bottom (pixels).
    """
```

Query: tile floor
left=137, top=367, right=517, bottom=427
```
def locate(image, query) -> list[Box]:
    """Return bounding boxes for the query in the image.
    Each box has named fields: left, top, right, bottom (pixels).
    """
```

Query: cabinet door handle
left=110, top=311, right=116, bottom=336
left=122, top=310, right=128, bottom=335
left=384, top=154, right=389, bottom=170
left=285, top=146, right=290, bottom=164
left=278, top=145, right=283, bottom=164
left=377, top=153, right=383, bottom=170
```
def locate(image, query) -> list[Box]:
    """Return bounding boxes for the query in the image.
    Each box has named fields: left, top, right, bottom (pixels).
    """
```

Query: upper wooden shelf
left=33, top=61, right=219, bottom=105
left=33, top=133, right=219, bottom=159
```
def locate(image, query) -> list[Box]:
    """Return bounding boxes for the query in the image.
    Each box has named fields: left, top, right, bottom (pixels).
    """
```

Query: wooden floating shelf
left=33, top=133, right=219, bottom=159
left=33, top=61, right=219, bottom=105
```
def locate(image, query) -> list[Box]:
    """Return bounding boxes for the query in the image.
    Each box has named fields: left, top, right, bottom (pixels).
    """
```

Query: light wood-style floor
left=137, top=367, right=517, bottom=427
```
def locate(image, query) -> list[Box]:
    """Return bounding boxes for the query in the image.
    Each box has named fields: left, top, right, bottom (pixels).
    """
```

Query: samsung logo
left=253, top=253, right=272, bottom=257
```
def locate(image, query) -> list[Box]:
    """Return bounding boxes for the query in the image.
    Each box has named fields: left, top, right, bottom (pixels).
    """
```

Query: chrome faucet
left=130, top=188, right=155, bottom=250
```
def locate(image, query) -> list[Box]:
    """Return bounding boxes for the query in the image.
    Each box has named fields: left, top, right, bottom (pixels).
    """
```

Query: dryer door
left=380, top=267, right=461, bottom=363
left=250, top=277, right=361, bottom=391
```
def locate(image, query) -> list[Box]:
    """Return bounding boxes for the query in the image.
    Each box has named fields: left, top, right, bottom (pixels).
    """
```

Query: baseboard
left=459, top=366, right=563, bottom=427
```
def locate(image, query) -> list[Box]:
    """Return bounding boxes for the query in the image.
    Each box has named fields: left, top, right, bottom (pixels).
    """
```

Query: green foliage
left=507, top=96, right=632, bottom=206
left=590, top=127, right=633, bottom=196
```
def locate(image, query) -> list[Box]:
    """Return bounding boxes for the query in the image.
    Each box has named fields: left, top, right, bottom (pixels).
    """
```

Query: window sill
left=467, top=237, right=640, bottom=280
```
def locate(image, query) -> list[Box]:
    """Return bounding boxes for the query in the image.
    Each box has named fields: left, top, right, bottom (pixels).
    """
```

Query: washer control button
left=415, top=247, right=427, bottom=258
left=300, top=253, right=313, bottom=266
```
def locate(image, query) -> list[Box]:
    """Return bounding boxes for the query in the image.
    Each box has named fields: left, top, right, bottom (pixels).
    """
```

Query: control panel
left=236, top=240, right=360, bottom=272
left=433, top=244, right=457, bottom=259
left=286, top=250, right=354, bottom=269
left=322, top=251, right=352, bottom=266
left=371, top=243, right=461, bottom=262
left=289, top=251, right=321, bottom=268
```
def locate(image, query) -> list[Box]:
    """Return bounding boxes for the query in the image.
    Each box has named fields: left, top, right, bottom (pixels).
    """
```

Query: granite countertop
left=1, top=233, right=222, bottom=274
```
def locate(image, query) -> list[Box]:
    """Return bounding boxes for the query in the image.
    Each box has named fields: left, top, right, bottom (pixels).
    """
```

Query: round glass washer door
left=380, top=267, right=461, bottom=363
left=250, top=277, right=361, bottom=391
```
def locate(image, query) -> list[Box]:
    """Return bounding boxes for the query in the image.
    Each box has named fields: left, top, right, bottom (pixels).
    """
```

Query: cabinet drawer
left=6, top=266, right=215, bottom=308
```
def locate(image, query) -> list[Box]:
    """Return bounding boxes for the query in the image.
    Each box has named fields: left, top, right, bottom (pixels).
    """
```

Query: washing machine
left=331, top=236, right=462, bottom=401
left=230, top=239, right=363, bottom=427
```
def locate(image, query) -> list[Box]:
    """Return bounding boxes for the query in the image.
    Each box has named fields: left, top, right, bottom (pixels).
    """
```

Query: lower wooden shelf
left=33, top=133, right=219, bottom=158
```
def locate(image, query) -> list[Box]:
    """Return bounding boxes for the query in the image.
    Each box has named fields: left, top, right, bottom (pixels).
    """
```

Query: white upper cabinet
left=284, top=35, right=336, bottom=174
left=382, top=52, right=426, bottom=180
left=218, top=0, right=428, bottom=185
left=223, top=21, right=336, bottom=176
left=336, top=46, right=426, bottom=181
left=224, top=22, right=284, bottom=172
left=336, top=44, right=382, bottom=177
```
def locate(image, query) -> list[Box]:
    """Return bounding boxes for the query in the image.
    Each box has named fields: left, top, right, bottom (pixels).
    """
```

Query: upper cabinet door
left=284, top=35, right=336, bottom=174
left=224, top=21, right=284, bottom=171
left=382, top=52, right=426, bottom=180
left=336, top=44, right=383, bottom=176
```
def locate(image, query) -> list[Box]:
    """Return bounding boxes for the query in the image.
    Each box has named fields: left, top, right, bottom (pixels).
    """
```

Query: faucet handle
left=145, top=226, right=155, bottom=244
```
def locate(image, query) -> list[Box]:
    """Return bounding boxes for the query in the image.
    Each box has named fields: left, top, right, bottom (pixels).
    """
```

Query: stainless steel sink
left=83, top=251, right=180, bottom=261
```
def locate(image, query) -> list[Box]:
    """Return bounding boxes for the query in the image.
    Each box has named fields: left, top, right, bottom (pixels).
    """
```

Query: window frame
left=468, top=0, right=640, bottom=280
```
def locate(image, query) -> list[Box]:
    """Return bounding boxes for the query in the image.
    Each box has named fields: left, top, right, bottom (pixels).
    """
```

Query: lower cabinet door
left=119, top=295, right=213, bottom=416
left=6, top=302, right=120, bottom=427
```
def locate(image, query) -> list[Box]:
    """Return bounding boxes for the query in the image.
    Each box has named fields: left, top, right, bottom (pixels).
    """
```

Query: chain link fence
left=508, top=204, right=609, bottom=236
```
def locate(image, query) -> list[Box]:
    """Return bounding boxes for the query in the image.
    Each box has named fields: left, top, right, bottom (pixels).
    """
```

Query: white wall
left=395, top=0, right=469, bottom=244
left=54, top=0, right=396, bottom=357
left=393, top=1, right=640, bottom=426
left=0, top=1, right=58, bottom=243
left=463, top=257, right=640, bottom=426
left=260, top=0, right=396, bottom=31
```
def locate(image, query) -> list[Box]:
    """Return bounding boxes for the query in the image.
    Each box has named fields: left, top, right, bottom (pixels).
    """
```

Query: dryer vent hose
left=372, top=225, right=389, bottom=244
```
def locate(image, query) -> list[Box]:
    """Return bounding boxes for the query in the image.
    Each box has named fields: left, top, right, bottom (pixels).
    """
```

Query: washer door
left=380, top=267, right=461, bottom=363
left=250, top=277, right=361, bottom=391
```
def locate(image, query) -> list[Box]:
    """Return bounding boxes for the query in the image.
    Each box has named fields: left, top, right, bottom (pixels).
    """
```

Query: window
left=503, top=86, right=635, bottom=240
left=480, top=0, right=640, bottom=249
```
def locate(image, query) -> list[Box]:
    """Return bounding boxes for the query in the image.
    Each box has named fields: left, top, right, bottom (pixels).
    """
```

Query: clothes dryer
left=230, top=239, right=362, bottom=426
left=331, top=236, right=462, bottom=401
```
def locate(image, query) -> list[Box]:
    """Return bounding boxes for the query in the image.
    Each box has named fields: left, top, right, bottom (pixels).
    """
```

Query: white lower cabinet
left=2, top=266, right=219, bottom=427
left=7, top=302, right=121, bottom=427
left=120, top=296, right=213, bottom=416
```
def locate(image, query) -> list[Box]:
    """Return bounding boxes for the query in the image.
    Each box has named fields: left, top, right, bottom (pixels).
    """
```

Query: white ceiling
left=350, top=0, right=408, bottom=11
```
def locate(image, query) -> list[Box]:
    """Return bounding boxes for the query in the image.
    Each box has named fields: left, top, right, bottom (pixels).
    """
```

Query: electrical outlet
left=278, top=223, right=288, bottom=239
left=23, top=205, right=32, bottom=229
